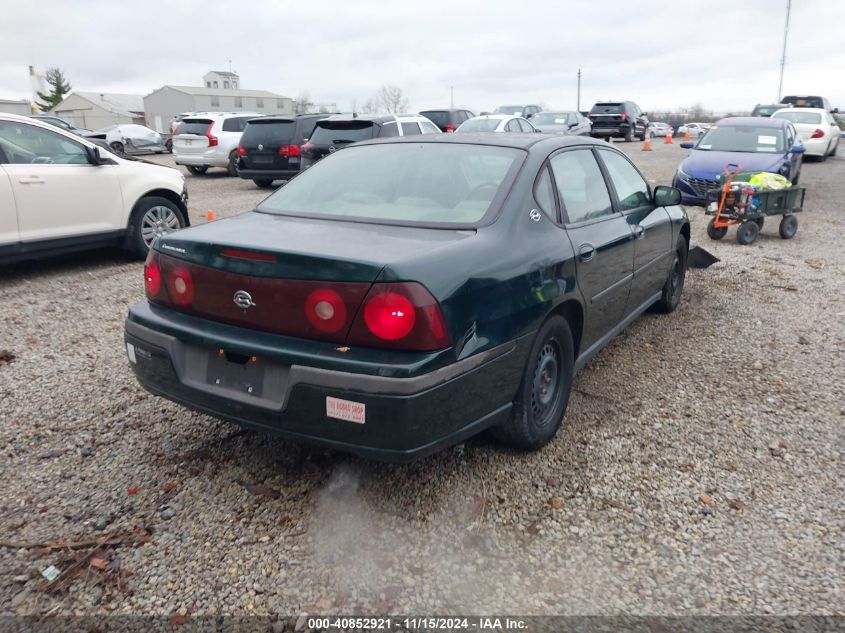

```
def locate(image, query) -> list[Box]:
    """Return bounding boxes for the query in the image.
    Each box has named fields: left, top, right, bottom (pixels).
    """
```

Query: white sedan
left=455, top=114, right=539, bottom=133
left=677, top=122, right=710, bottom=138
left=0, top=113, right=188, bottom=262
left=86, top=124, right=168, bottom=156
left=771, top=107, right=840, bottom=160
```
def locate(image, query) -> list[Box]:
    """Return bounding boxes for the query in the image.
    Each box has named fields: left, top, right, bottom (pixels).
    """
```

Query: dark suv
left=419, top=109, right=475, bottom=132
left=301, top=114, right=439, bottom=168
left=588, top=101, right=648, bottom=142
left=236, top=114, right=331, bottom=188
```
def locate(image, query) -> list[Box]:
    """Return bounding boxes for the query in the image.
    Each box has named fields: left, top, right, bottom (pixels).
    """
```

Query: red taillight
left=347, top=282, right=450, bottom=351
left=144, top=258, right=161, bottom=297
left=810, top=129, right=824, bottom=139
left=619, top=113, right=628, bottom=121
left=446, top=123, right=454, bottom=133
left=235, top=144, right=247, bottom=157
left=304, top=289, right=348, bottom=333
left=167, top=267, right=194, bottom=306
left=278, top=144, right=301, bottom=157
left=205, top=122, right=218, bottom=147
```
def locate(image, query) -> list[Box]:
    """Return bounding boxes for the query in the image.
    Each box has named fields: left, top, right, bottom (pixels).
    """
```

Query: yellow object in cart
left=749, top=172, right=792, bottom=191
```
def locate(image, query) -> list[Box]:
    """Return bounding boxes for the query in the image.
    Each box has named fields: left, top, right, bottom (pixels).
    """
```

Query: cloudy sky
left=1, top=0, right=843, bottom=114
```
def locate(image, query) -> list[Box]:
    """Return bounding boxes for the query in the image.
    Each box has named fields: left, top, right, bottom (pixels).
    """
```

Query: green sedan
left=125, top=134, right=689, bottom=461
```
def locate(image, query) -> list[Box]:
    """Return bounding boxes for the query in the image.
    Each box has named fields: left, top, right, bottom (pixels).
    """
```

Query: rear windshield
left=697, top=125, right=785, bottom=153
left=309, top=121, right=376, bottom=145
left=532, top=113, right=570, bottom=125
left=456, top=118, right=500, bottom=133
left=782, top=96, right=824, bottom=109
left=772, top=111, right=822, bottom=124
left=420, top=111, right=448, bottom=127
left=590, top=103, right=623, bottom=114
left=257, top=143, right=524, bottom=226
left=241, top=120, right=296, bottom=145
left=177, top=119, right=212, bottom=135
left=754, top=105, right=787, bottom=117
left=496, top=105, right=524, bottom=115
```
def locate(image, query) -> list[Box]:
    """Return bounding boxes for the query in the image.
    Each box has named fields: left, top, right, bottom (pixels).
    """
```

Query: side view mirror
left=654, top=185, right=682, bottom=207
left=680, top=141, right=695, bottom=149
left=832, top=108, right=839, bottom=114
left=790, top=144, right=805, bottom=154
left=85, top=145, right=104, bottom=165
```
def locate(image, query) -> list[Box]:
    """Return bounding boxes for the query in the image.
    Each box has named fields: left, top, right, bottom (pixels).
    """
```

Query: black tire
left=186, top=165, right=208, bottom=175
left=706, top=217, right=727, bottom=240
left=736, top=220, right=759, bottom=245
left=779, top=214, right=798, bottom=239
left=125, top=196, right=187, bottom=258
left=110, top=141, right=125, bottom=156
left=754, top=217, right=765, bottom=230
left=637, top=122, right=646, bottom=141
left=491, top=316, right=573, bottom=451
left=253, top=179, right=274, bottom=189
left=165, top=138, right=173, bottom=153
left=625, top=125, right=635, bottom=142
left=227, top=151, right=239, bottom=177
left=652, top=235, right=688, bottom=314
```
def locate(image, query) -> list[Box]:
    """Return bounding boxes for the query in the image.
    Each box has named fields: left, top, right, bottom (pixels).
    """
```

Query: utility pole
left=450, top=85, right=454, bottom=109
left=576, top=68, right=582, bottom=112
left=777, top=0, right=791, bottom=101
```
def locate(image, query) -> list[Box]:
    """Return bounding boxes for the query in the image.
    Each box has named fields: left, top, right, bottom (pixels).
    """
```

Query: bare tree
left=374, top=85, right=409, bottom=113
left=296, top=91, right=315, bottom=114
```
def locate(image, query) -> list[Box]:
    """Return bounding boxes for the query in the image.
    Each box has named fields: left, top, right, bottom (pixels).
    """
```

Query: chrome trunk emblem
left=233, top=290, right=256, bottom=309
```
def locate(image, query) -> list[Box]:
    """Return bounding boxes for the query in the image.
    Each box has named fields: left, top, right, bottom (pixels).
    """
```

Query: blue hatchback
left=672, top=117, right=805, bottom=205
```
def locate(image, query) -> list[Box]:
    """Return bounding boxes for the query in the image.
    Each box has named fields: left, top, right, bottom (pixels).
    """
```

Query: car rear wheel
left=227, top=151, right=239, bottom=177
left=110, top=141, right=125, bottom=156
left=652, top=235, right=688, bottom=314
left=491, top=316, right=573, bottom=451
left=625, top=126, right=635, bottom=142
left=253, top=179, right=274, bottom=189
left=186, top=166, right=208, bottom=175
left=125, top=196, right=187, bottom=258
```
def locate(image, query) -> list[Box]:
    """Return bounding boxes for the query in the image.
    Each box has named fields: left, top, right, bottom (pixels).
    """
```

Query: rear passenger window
left=598, top=149, right=651, bottom=210
left=400, top=122, right=421, bottom=136
left=222, top=118, right=240, bottom=132
left=549, top=149, right=613, bottom=224
left=420, top=120, right=440, bottom=134
left=379, top=122, right=400, bottom=137
left=534, top=166, right=557, bottom=220
left=505, top=120, right=520, bottom=132
left=518, top=118, right=534, bottom=133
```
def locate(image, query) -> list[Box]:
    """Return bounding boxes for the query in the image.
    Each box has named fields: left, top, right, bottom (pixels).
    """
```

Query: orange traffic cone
left=642, top=130, right=652, bottom=151
left=683, top=128, right=692, bottom=142
left=664, top=130, right=673, bottom=144
left=206, top=209, right=216, bottom=221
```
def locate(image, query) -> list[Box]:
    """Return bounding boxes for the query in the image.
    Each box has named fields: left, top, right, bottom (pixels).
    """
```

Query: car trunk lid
left=173, top=118, right=214, bottom=154
left=239, top=119, right=299, bottom=171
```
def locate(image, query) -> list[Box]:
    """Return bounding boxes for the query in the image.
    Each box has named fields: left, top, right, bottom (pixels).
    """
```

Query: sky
left=1, top=0, right=843, bottom=115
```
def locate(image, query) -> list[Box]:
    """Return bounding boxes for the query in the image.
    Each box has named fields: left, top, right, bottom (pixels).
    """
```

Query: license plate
left=206, top=350, right=265, bottom=397
left=184, top=139, right=192, bottom=146
left=254, top=156, right=274, bottom=164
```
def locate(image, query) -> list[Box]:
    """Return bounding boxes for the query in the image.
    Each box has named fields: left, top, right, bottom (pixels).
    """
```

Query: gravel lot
left=1, top=141, right=843, bottom=619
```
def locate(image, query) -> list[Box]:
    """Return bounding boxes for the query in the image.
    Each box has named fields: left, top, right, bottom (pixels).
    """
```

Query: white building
left=0, top=98, right=32, bottom=116
left=203, top=71, right=240, bottom=90
left=49, top=92, right=145, bottom=129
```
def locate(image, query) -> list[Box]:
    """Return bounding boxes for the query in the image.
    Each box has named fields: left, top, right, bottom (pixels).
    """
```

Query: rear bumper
left=173, top=152, right=226, bottom=168
left=591, top=123, right=632, bottom=136
left=124, top=302, right=529, bottom=461
left=237, top=168, right=299, bottom=181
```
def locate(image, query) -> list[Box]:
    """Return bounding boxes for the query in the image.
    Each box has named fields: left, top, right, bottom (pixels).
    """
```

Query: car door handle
left=634, top=225, right=645, bottom=239
left=18, top=176, right=45, bottom=185
left=578, top=244, right=596, bottom=262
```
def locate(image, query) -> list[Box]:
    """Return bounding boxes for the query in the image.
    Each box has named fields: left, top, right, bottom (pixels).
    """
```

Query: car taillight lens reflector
left=278, top=144, right=301, bottom=157
left=364, top=292, right=416, bottom=340
left=167, top=267, right=194, bottom=306
left=810, top=129, right=824, bottom=139
left=446, top=123, right=454, bottom=132
left=205, top=122, right=218, bottom=147
left=619, top=113, right=628, bottom=121
left=304, top=289, right=348, bottom=333
left=235, top=144, right=247, bottom=156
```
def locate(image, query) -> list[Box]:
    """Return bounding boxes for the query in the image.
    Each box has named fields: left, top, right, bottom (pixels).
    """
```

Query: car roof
left=716, top=116, right=787, bottom=128
left=772, top=107, right=827, bottom=114
left=352, top=132, right=608, bottom=151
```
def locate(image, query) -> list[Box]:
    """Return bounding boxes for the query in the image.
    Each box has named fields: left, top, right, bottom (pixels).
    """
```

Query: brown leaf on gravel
left=698, top=494, right=715, bottom=506
left=728, top=499, right=747, bottom=511
left=805, top=259, right=825, bottom=270
left=89, top=557, right=109, bottom=570
left=126, top=486, right=141, bottom=495
left=163, top=482, right=177, bottom=493
left=0, top=350, right=15, bottom=365
left=679, top=463, right=695, bottom=473
left=38, top=448, right=65, bottom=460
left=168, top=613, right=188, bottom=626
left=244, top=483, right=281, bottom=499
left=548, top=498, right=565, bottom=510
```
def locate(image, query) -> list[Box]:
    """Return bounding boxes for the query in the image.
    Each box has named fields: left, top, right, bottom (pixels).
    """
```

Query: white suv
left=0, top=113, right=188, bottom=263
left=172, top=112, right=261, bottom=176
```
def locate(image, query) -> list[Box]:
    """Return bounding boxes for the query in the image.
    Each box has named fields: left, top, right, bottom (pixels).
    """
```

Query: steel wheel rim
left=531, top=340, right=562, bottom=426
left=670, top=255, right=681, bottom=296
left=141, top=206, right=181, bottom=247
